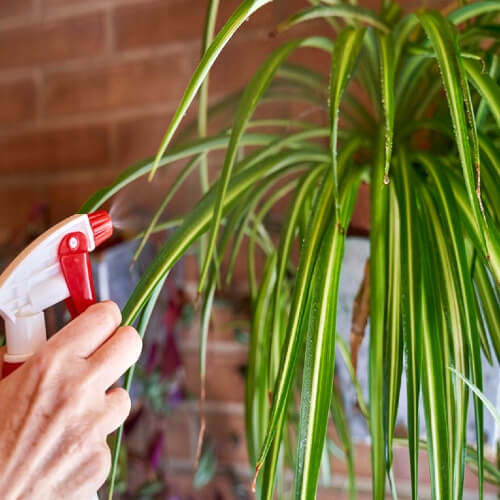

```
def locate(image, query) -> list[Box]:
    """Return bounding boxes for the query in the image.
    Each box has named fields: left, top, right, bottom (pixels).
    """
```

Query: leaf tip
left=148, top=154, right=162, bottom=182
left=251, top=463, right=262, bottom=492
left=195, top=399, right=206, bottom=467
left=194, top=291, right=202, bottom=310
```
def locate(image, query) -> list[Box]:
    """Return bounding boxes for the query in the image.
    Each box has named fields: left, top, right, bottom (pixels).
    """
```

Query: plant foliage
left=80, top=0, right=500, bottom=498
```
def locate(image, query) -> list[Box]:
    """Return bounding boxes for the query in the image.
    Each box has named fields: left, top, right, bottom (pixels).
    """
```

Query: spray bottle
left=0, top=210, right=113, bottom=500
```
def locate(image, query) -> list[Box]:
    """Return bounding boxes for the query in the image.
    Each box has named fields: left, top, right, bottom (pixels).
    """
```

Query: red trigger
left=58, top=231, right=96, bottom=319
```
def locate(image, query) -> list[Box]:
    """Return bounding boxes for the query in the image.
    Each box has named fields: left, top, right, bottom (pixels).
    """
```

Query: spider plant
left=81, top=0, right=500, bottom=498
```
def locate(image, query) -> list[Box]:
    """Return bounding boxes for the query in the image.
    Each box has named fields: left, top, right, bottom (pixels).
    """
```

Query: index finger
left=88, top=326, right=142, bottom=390
left=49, top=301, right=122, bottom=358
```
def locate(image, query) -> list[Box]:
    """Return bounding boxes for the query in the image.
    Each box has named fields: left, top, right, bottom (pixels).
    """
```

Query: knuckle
left=104, top=301, right=122, bottom=324
left=91, top=301, right=122, bottom=327
left=92, top=443, right=112, bottom=483
left=120, top=327, right=143, bottom=357
left=112, top=388, right=132, bottom=416
left=31, top=347, right=61, bottom=379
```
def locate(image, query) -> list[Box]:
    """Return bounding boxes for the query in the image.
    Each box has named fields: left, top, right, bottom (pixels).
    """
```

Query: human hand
left=0, top=301, right=141, bottom=500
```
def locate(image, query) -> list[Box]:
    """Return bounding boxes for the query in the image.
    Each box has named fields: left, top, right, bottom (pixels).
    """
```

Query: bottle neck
left=4, top=310, right=46, bottom=363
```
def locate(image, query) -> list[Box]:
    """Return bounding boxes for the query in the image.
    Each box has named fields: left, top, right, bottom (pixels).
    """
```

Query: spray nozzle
left=88, top=210, right=113, bottom=248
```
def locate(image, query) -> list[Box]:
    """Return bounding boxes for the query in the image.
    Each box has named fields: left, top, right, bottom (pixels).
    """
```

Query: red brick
left=0, top=173, right=116, bottom=232
left=350, top=181, right=370, bottom=233
left=114, top=0, right=276, bottom=52
left=205, top=411, right=248, bottom=464
left=42, top=0, right=92, bottom=9
left=182, top=349, right=247, bottom=403
left=0, top=125, right=110, bottom=172
left=0, top=77, right=36, bottom=125
left=208, top=35, right=278, bottom=96
left=463, top=462, right=499, bottom=495
left=114, top=0, right=205, bottom=51
left=288, top=39, right=331, bottom=77
left=206, top=21, right=333, bottom=97
left=102, top=152, right=201, bottom=224
left=115, top=113, right=172, bottom=168
left=391, top=445, right=431, bottom=485
left=126, top=410, right=195, bottom=461
left=329, top=440, right=373, bottom=480
left=0, top=0, right=33, bottom=19
left=44, top=54, right=188, bottom=116
left=179, top=300, right=250, bottom=345
left=0, top=12, right=105, bottom=70
left=182, top=253, right=199, bottom=284
left=216, top=0, right=277, bottom=34
left=0, top=185, right=41, bottom=234
left=390, top=445, right=498, bottom=495
left=317, top=488, right=373, bottom=500
left=166, top=471, right=251, bottom=500
left=205, top=301, right=249, bottom=342
left=47, top=173, right=117, bottom=216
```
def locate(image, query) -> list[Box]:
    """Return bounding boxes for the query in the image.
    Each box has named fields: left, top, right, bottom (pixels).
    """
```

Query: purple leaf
left=148, top=430, right=165, bottom=470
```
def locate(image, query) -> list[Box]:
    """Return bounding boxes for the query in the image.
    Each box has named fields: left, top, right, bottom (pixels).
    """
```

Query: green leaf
left=276, top=4, right=389, bottom=33
left=420, top=195, right=469, bottom=500
left=384, top=181, right=403, bottom=488
left=255, top=145, right=365, bottom=485
left=392, top=150, right=422, bottom=500
left=336, top=335, right=369, bottom=418
left=194, top=442, right=217, bottom=489
left=448, top=1, right=500, bottom=25
left=450, top=368, right=500, bottom=424
left=419, top=153, right=485, bottom=500
left=465, top=243, right=493, bottom=365
left=271, top=167, right=325, bottom=381
left=294, top=169, right=361, bottom=499
left=198, top=0, right=220, bottom=191
left=132, top=154, right=202, bottom=266
left=198, top=37, right=323, bottom=293
left=369, top=132, right=391, bottom=500
left=376, top=31, right=396, bottom=181
left=329, top=27, right=366, bottom=214
left=150, top=0, right=272, bottom=179
left=122, top=150, right=326, bottom=329
left=199, top=275, right=216, bottom=402
left=247, top=177, right=300, bottom=300
left=330, top=386, right=356, bottom=500
left=258, top=290, right=288, bottom=500
left=254, top=173, right=335, bottom=480
left=83, top=2, right=500, bottom=499
left=135, top=480, right=165, bottom=498
left=198, top=0, right=220, bottom=271
left=417, top=11, right=488, bottom=261
left=463, top=58, right=500, bottom=129
left=225, top=141, right=328, bottom=286
left=473, top=260, right=500, bottom=364
left=476, top=54, right=498, bottom=128
left=246, top=253, right=276, bottom=465
left=465, top=446, right=500, bottom=487
left=108, top=277, right=166, bottom=500
left=80, top=132, right=275, bottom=213
left=418, top=202, right=451, bottom=500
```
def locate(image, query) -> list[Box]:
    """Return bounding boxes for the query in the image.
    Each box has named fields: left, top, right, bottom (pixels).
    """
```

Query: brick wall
left=2, top=1, right=489, bottom=499
left=0, top=0, right=388, bottom=242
